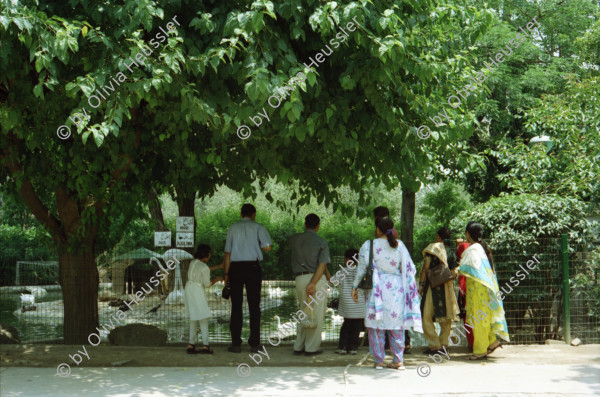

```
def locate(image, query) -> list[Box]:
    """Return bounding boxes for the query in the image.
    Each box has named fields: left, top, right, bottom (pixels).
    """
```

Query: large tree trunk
left=176, top=188, right=197, bottom=255
left=400, top=190, right=416, bottom=257
left=59, top=246, right=99, bottom=344
left=147, top=187, right=167, bottom=232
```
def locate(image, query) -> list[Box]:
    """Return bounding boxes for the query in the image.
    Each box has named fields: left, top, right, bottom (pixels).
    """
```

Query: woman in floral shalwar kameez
left=352, top=217, right=423, bottom=370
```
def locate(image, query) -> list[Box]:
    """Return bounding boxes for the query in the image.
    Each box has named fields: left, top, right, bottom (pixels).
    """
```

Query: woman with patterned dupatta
left=351, top=217, right=422, bottom=370
left=458, top=222, right=510, bottom=360
left=418, top=227, right=460, bottom=355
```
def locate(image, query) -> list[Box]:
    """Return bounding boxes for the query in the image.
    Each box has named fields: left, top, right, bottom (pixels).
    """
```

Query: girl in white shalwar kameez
left=185, top=244, right=223, bottom=354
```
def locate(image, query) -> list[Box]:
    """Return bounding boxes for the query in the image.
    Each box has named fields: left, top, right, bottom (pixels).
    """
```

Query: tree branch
left=1, top=134, right=65, bottom=241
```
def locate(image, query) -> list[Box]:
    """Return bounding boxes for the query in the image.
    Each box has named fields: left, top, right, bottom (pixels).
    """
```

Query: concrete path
left=1, top=344, right=599, bottom=396
left=1, top=363, right=599, bottom=396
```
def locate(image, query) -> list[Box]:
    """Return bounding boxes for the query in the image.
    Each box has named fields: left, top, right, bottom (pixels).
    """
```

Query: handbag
left=427, top=256, right=454, bottom=289
left=357, top=240, right=374, bottom=290
left=221, top=285, right=231, bottom=300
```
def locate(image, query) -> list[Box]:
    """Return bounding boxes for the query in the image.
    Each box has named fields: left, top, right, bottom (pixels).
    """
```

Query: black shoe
left=250, top=345, right=260, bottom=353
left=186, top=344, right=200, bottom=354
left=228, top=345, right=242, bottom=353
left=304, top=349, right=323, bottom=356
left=293, top=349, right=305, bottom=355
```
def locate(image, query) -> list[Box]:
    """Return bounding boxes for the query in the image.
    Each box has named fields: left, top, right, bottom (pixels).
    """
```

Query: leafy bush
left=413, top=182, right=472, bottom=261
left=421, top=182, right=472, bottom=226
left=0, top=225, right=55, bottom=286
left=450, top=193, right=593, bottom=248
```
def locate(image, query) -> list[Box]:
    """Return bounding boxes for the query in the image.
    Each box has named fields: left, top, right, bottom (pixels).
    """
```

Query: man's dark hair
left=194, top=244, right=211, bottom=260
left=305, top=213, right=320, bottom=229
left=373, top=206, right=390, bottom=218
left=241, top=203, right=256, bottom=217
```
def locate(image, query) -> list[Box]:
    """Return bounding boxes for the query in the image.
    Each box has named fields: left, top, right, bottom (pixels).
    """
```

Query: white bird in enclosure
left=270, top=315, right=296, bottom=339
left=268, top=285, right=286, bottom=298
left=212, top=282, right=224, bottom=300
left=20, top=294, right=35, bottom=304
left=326, top=308, right=343, bottom=325
left=327, top=286, right=339, bottom=299
left=26, top=286, right=48, bottom=298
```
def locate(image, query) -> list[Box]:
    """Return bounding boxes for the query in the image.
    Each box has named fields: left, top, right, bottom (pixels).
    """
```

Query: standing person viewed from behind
left=336, top=248, right=366, bottom=355
left=352, top=217, right=422, bottom=370
left=373, top=206, right=411, bottom=354
left=458, top=222, right=509, bottom=360
left=223, top=204, right=272, bottom=353
left=288, top=213, right=331, bottom=356
left=184, top=244, right=223, bottom=354
left=418, top=227, right=460, bottom=355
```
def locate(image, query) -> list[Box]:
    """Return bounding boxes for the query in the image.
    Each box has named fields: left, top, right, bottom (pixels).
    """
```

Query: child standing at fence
left=184, top=244, right=223, bottom=354
left=336, top=248, right=366, bottom=354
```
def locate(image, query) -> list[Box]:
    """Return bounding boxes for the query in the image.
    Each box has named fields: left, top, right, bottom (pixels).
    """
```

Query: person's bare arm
left=209, top=262, right=224, bottom=272
left=324, top=266, right=332, bottom=282
left=306, top=262, right=327, bottom=296
left=223, top=252, right=231, bottom=286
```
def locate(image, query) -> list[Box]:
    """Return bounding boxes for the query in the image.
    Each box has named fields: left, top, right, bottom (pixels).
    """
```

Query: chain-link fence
left=1, top=236, right=598, bottom=345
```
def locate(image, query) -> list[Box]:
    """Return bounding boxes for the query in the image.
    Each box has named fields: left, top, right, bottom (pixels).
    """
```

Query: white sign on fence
left=154, top=231, right=171, bottom=247
left=176, top=232, right=194, bottom=248
left=176, top=216, right=194, bottom=232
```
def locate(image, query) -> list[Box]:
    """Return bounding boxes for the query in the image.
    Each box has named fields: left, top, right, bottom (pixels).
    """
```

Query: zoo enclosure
left=1, top=235, right=598, bottom=345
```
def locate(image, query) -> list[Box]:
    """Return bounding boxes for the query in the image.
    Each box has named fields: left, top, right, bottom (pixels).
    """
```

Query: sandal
left=186, top=344, right=200, bottom=354
left=387, top=363, right=405, bottom=370
left=374, top=363, right=384, bottom=370
left=487, top=342, right=503, bottom=355
left=467, top=354, right=487, bottom=360
left=198, top=345, right=213, bottom=354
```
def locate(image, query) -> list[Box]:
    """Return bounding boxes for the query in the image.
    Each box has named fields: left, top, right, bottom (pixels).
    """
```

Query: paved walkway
left=2, top=363, right=599, bottom=396
left=1, top=344, right=599, bottom=396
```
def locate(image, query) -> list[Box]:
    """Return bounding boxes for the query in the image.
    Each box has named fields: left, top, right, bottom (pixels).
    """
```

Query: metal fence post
left=561, top=234, right=571, bottom=344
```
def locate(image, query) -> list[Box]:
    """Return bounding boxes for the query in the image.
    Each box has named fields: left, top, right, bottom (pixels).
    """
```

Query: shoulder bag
left=357, top=240, right=374, bottom=290
left=427, top=254, right=454, bottom=289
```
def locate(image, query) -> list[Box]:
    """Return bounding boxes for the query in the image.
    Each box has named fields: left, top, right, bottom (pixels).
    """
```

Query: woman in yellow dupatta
left=458, top=222, right=509, bottom=360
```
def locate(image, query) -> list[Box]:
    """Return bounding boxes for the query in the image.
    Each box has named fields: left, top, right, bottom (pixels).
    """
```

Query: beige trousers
left=422, top=287, right=452, bottom=348
left=294, top=274, right=328, bottom=353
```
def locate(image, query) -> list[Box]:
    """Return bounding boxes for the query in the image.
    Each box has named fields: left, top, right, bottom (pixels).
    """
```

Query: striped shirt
left=338, top=263, right=366, bottom=319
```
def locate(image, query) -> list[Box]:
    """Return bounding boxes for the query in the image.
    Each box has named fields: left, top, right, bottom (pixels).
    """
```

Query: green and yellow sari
left=459, top=243, right=509, bottom=355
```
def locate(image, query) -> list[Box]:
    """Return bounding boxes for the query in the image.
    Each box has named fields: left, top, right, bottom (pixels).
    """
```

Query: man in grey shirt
left=224, top=204, right=272, bottom=353
left=288, top=213, right=330, bottom=356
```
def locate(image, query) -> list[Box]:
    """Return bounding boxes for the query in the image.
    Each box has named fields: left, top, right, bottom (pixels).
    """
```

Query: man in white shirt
left=224, top=204, right=272, bottom=353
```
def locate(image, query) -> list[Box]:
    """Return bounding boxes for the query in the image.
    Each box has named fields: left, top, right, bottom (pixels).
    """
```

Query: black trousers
left=338, top=318, right=363, bottom=350
left=229, top=261, right=262, bottom=347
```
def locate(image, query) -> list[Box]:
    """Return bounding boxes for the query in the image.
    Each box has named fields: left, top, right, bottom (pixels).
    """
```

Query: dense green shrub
left=450, top=193, right=593, bottom=249
left=0, top=225, right=55, bottom=286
